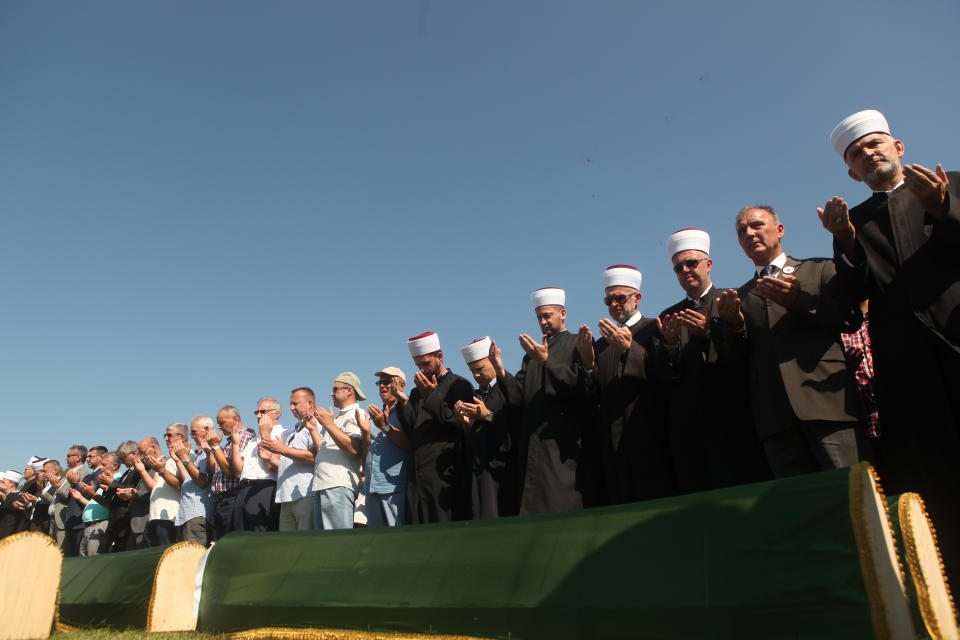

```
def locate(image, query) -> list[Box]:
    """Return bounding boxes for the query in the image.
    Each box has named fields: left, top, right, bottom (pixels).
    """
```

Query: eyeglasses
left=673, top=258, right=708, bottom=273
left=254, top=409, right=277, bottom=415
left=66, top=453, right=80, bottom=458
left=377, top=379, right=393, bottom=386
left=332, top=386, right=351, bottom=393
left=163, top=433, right=182, bottom=439
left=603, top=293, right=632, bottom=306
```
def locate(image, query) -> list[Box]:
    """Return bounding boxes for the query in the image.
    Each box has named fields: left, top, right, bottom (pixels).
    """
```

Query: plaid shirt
left=841, top=313, right=879, bottom=437
left=209, top=427, right=254, bottom=494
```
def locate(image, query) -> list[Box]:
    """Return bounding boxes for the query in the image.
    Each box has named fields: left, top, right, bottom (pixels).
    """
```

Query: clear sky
left=1, top=1, right=958, bottom=473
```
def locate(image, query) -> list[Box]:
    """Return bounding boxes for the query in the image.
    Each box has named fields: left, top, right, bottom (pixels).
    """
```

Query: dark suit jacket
left=734, top=256, right=863, bottom=439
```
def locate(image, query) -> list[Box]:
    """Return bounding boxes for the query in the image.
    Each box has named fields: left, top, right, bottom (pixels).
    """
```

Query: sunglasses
left=603, top=293, right=632, bottom=306
left=673, top=258, right=708, bottom=273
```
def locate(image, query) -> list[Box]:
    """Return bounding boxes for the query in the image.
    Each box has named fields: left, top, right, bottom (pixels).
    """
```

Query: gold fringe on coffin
left=847, top=462, right=914, bottom=640
left=898, top=492, right=959, bottom=640
left=228, top=628, right=494, bottom=640
left=0, top=531, right=63, bottom=640
left=145, top=541, right=208, bottom=632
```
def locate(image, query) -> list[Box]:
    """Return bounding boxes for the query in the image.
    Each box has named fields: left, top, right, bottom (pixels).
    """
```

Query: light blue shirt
left=364, top=406, right=410, bottom=495
left=174, top=451, right=214, bottom=525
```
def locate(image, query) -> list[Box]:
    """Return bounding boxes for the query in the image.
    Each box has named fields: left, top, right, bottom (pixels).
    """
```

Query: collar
left=755, top=252, right=787, bottom=276
left=480, top=378, right=499, bottom=392
left=621, top=311, right=642, bottom=328
left=875, top=179, right=905, bottom=196
left=336, top=403, right=359, bottom=418
left=686, top=283, right=714, bottom=305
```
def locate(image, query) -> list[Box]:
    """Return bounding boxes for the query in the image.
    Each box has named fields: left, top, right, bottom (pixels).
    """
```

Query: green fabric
left=199, top=468, right=877, bottom=639
left=60, top=545, right=169, bottom=629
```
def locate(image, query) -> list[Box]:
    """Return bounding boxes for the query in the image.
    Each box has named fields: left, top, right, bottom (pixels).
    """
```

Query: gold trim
left=898, top=492, right=958, bottom=640
left=0, top=531, right=64, bottom=637
left=145, top=541, right=207, bottom=631
left=848, top=462, right=907, bottom=640
left=227, top=628, right=493, bottom=640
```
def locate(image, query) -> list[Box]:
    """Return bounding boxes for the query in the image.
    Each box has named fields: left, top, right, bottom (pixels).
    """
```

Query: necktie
left=477, top=386, right=490, bottom=402
left=760, top=264, right=777, bottom=278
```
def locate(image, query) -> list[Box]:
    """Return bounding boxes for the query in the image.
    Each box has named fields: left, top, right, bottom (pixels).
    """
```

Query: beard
left=865, top=158, right=900, bottom=188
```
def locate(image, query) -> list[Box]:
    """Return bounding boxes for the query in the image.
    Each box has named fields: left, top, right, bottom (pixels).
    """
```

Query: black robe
left=0, top=492, right=24, bottom=540
left=834, top=174, right=960, bottom=588
left=591, top=317, right=674, bottom=504
left=660, top=288, right=772, bottom=493
left=399, top=369, right=475, bottom=524
left=467, top=372, right=523, bottom=519
left=516, top=330, right=595, bottom=514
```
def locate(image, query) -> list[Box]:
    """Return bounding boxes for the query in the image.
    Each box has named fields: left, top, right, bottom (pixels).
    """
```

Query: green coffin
left=198, top=466, right=899, bottom=639
left=59, top=544, right=168, bottom=629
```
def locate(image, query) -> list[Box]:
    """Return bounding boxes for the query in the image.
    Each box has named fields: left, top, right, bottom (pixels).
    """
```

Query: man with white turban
left=454, top=337, right=522, bottom=518
left=576, top=265, right=676, bottom=504
left=820, top=109, right=960, bottom=587
left=396, top=332, right=475, bottom=523
left=517, top=288, right=596, bottom=514
left=658, top=230, right=771, bottom=493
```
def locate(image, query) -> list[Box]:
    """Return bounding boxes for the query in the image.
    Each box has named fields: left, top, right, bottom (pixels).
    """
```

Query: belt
left=239, top=478, right=275, bottom=487
left=215, top=487, right=239, bottom=499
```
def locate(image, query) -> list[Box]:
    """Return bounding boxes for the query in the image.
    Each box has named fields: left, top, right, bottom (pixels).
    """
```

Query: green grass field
left=52, top=632, right=221, bottom=639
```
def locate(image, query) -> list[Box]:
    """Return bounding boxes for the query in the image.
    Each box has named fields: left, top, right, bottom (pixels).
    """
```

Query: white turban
left=601, top=265, right=642, bottom=291
left=666, top=229, right=710, bottom=258
left=3, top=470, right=23, bottom=484
left=460, top=336, right=492, bottom=364
left=531, top=287, right=565, bottom=309
left=28, top=456, right=48, bottom=471
left=407, top=332, right=441, bottom=357
left=830, top=109, right=891, bottom=158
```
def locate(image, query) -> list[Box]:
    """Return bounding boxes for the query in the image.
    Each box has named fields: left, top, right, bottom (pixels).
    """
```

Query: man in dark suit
left=658, top=230, right=770, bottom=493
left=716, top=206, right=870, bottom=478
left=819, top=108, right=960, bottom=589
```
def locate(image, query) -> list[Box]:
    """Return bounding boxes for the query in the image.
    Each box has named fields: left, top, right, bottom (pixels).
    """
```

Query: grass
left=52, top=631, right=221, bottom=639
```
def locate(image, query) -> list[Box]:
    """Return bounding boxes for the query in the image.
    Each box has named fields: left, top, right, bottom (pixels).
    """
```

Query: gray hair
left=735, top=204, right=780, bottom=226
left=167, top=422, right=188, bottom=437
left=101, top=451, right=120, bottom=466
left=257, top=397, right=282, bottom=413
left=220, top=405, right=240, bottom=420
left=191, top=414, right=214, bottom=429
left=117, top=440, right=139, bottom=458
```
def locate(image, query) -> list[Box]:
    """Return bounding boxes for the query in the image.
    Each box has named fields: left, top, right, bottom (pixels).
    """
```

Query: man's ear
left=848, top=168, right=865, bottom=183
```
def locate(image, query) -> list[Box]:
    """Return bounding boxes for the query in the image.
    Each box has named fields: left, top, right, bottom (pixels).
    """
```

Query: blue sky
left=1, top=1, right=958, bottom=472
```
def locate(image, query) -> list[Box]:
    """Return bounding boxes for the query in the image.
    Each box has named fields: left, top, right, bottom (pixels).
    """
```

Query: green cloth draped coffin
left=59, top=544, right=169, bottom=629
left=197, top=465, right=908, bottom=639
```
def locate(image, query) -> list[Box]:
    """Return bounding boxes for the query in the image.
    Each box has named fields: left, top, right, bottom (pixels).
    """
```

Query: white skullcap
left=28, top=456, right=48, bottom=471
left=460, top=337, right=492, bottom=364
left=667, top=229, right=710, bottom=257
left=407, top=332, right=441, bottom=357
left=3, top=470, right=23, bottom=484
left=830, top=109, right=891, bottom=158
left=602, top=265, right=642, bottom=291
left=531, top=287, right=565, bottom=309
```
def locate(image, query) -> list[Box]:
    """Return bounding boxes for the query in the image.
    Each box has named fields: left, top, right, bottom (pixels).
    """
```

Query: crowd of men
left=1, top=109, right=956, bottom=588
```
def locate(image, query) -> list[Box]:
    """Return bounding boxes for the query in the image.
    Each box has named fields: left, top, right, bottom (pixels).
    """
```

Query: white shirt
left=311, top=403, right=364, bottom=494
left=148, top=458, right=181, bottom=522
left=755, top=251, right=787, bottom=276
left=240, top=425, right=284, bottom=481
left=274, top=422, right=317, bottom=503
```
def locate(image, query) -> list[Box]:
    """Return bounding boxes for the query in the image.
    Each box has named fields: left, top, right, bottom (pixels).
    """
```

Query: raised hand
left=575, top=325, right=596, bottom=370
left=598, top=318, right=632, bottom=353
left=489, top=339, right=506, bottom=378
left=677, top=308, right=709, bottom=337
left=413, top=372, right=438, bottom=398
left=656, top=313, right=682, bottom=344
left=904, top=163, right=949, bottom=214
left=757, top=274, right=800, bottom=309
left=519, top=333, right=549, bottom=364
left=367, top=404, right=389, bottom=430
left=716, top=290, right=744, bottom=329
